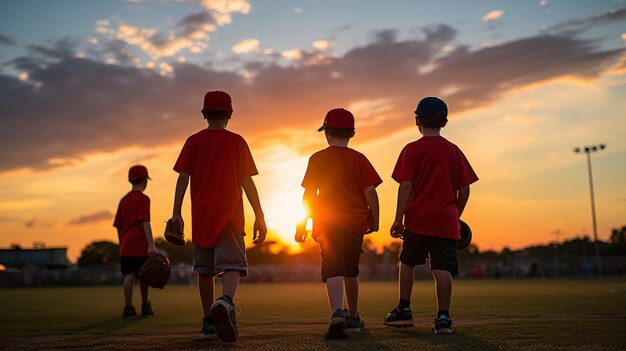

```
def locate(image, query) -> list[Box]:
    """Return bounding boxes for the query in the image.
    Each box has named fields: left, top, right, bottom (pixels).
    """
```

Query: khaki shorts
left=193, top=226, right=248, bottom=277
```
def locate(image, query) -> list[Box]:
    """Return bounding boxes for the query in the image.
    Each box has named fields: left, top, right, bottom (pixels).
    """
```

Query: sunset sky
left=1, top=0, right=625, bottom=262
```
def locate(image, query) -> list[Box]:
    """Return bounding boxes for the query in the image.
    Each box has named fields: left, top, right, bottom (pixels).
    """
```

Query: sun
left=264, top=190, right=308, bottom=253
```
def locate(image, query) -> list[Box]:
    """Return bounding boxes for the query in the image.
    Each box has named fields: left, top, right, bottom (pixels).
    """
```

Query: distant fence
left=1, top=255, right=625, bottom=287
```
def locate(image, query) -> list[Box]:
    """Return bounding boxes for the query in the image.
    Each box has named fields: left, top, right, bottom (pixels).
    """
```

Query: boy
left=383, top=97, right=478, bottom=334
left=295, top=108, right=382, bottom=339
left=169, top=90, right=267, bottom=342
left=113, top=164, right=158, bottom=318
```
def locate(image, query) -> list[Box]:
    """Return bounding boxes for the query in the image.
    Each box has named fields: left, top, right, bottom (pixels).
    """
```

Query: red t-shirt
left=113, top=190, right=150, bottom=257
left=174, top=129, right=258, bottom=248
left=392, top=136, right=478, bottom=239
left=302, top=146, right=382, bottom=234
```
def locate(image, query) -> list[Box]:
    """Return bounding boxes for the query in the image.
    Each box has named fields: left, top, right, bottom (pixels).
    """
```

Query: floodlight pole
left=573, top=144, right=605, bottom=277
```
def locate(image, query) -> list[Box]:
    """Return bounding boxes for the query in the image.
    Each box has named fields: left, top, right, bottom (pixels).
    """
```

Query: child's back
left=297, top=108, right=382, bottom=339
left=394, top=136, right=476, bottom=239
left=385, top=97, right=478, bottom=334
left=304, top=145, right=378, bottom=234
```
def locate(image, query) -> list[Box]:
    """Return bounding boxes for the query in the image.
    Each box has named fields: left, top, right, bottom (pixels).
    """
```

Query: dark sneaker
left=123, top=305, right=137, bottom=318
left=345, top=309, right=365, bottom=331
left=200, top=316, right=217, bottom=339
left=141, top=302, right=154, bottom=317
left=325, top=308, right=348, bottom=339
left=383, top=307, right=414, bottom=327
left=210, top=296, right=238, bottom=342
left=432, top=315, right=453, bottom=334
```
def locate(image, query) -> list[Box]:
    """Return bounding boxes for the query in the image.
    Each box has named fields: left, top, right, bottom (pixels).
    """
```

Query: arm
left=171, top=172, right=189, bottom=228
left=242, top=176, right=267, bottom=244
left=390, top=181, right=412, bottom=238
left=142, top=221, right=157, bottom=255
left=457, top=186, right=470, bottom=217
left=364, top=185, right=379, bottom=234
left=295, top=188, right=317, bottom=242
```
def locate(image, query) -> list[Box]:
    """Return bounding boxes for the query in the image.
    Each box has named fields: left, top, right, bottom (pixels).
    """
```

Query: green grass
left=1, top=279, right=625, bottom=350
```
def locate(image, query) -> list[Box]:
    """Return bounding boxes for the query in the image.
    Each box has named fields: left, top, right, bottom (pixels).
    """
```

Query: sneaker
left=141, top=302, right=154, bottom=317
left=210, top=296, right=238, bottom=342
left=200, top=316, right=217, bottom=339
left=432, top=314, right=453, bottom=334
left=383, top=307, right=414, bottom=327
left=345, top=309, right=365, bottom=331
left=325, top=308, right=348, bottom=339
left=123, top=305, right=137, bottom=318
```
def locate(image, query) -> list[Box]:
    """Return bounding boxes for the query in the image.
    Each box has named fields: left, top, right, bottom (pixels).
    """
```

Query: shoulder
left=309, top=148, right=328, bottom=160
left=139, top=192, right=150, bottom=202
left=439, top=137, right=464, bottom=154
left=399, top=140, right=421, bottom=154
left=347, top=148, right=371, bottom=162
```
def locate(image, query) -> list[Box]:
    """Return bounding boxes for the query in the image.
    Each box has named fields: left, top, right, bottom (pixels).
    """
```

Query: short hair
left=129, top=178, right=147, bottom=185
left=417, top=115, right=447, bottom=128
left=325, top=127, right=355, bottom=139
left=202, top=110, right=232, bottom=120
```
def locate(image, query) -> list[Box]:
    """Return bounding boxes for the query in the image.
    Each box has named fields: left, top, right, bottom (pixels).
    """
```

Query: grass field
left=1, top=279, right=625, bottom=350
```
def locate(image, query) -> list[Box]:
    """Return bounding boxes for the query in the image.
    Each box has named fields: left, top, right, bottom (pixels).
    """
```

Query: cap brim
left=317, top=125, right=325, bottom=132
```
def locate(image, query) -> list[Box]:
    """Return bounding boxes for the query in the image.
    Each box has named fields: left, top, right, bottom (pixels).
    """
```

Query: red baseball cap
left=317, top=108, right=355, bottom=131
left=128, top=165, right=151, bottom=180
left=202, top=91, right=233, bottom=111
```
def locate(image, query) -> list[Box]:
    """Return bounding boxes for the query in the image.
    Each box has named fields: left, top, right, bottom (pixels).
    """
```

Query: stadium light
left=573, top=143, right=606, bottom=277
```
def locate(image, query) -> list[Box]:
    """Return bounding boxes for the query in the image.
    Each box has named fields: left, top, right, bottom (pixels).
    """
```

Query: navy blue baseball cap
left=415, top=97, right=447, bottom=120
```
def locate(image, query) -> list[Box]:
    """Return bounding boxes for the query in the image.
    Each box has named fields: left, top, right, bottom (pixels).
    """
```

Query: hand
left=253, top=216, right=267, bottom=244
left=171, top=214, right=184, bottom=232
left=390, top=220, right=404, bottom=238
left=311, top=225, right=319, bottom=243
left=365, top=222, right=379, bottom=234
left=295, top=221, right=308, bottom=242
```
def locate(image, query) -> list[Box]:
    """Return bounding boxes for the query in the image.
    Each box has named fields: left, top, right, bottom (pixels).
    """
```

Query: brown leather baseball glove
left=164, top=219, right=185, bottom=246
left=138, top=253, right=171, bottom=289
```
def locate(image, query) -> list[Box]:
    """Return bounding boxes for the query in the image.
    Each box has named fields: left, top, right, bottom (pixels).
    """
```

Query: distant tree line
left=77, top=226, right=626, bottom=267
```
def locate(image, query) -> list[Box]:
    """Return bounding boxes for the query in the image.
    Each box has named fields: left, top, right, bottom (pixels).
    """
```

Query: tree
left=610, top=226, right=626, bottom=244
left=77, top=241, right=120, bottom=266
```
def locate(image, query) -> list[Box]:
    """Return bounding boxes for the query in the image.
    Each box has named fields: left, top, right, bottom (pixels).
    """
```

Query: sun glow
left=264, top=189, right=308, bottom=253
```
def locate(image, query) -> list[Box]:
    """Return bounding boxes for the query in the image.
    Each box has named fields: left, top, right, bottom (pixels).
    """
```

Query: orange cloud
left=482, top=10, right=503, bottom=22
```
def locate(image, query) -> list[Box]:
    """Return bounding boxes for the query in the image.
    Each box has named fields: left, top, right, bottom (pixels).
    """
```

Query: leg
left=221, top=270, right=240, bottom=300
left=140, top=280, right=149, bottom=305
left=432, top=269, right=452, bottom=312
left=123, top=274, right=135, bottom=307
left=198, top=274, right=215, bottom=317
left=325, top=276, right=347, bottom=339
left=326, top=276, right=344, bottom=311
left=399, top=262, right=415, bottom=301
left=344, top=276, right=359, bottom=318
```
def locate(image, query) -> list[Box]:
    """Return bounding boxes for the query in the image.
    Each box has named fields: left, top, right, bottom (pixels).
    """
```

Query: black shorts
left=318, top=222, right=364, bottom=282
left=120, top=256, right=148, bottom=277
left=399, top=229, right=458, bottom=276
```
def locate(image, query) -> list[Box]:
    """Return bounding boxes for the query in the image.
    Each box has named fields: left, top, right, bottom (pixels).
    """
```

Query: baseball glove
left=164, top=219, right=185, bottom=246
left=138, top=253, right=171, bottom=289
left=458, top=220, right=472, bottom=251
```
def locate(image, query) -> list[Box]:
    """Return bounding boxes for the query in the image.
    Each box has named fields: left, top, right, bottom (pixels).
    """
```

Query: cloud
left=281, top=49, right=303, bottom=60
left=95, top=0, right=252, bottom=59
left=24, top=217, right=55, bottom=228
left=232, top=38, right=260, bottom=54
left=546, top=8, right=626, bottom=34
left=0, top=21, right=624, bottom=172
left=0, top=34, right=15, bottom=46
left=312, top=40, right=333, bottom=51
left=482, top=10, right=504, bottom=22
left=68, top=210, right=114, bottom=225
